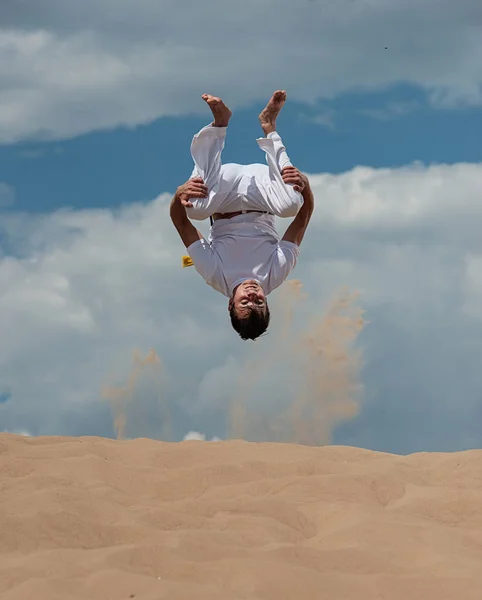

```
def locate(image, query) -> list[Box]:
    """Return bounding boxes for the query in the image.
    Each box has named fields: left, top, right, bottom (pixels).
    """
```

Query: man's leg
left=254, top=90, right=304, bottom=218
left=185, top=95, right=233, bottom=221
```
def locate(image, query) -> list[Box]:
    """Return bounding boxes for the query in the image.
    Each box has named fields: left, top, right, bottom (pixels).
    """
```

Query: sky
left=1, top=0, right=482, bottom=454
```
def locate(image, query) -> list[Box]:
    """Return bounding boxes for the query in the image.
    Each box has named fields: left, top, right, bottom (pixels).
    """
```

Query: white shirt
left=187, top=212, right=300, bottom=298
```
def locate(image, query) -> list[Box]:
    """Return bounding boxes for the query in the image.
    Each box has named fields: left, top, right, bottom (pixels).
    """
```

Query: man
left=170, top=90, right=314, bottom=340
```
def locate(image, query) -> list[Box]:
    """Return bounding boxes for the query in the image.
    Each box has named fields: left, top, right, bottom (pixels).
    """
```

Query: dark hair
left=229, top=303, right=270, bottom=341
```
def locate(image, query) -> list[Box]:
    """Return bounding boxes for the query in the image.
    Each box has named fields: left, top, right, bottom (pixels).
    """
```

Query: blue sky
left=3, top=84, right=482, bottom=214
left=1, top=0, right=482, bottom=454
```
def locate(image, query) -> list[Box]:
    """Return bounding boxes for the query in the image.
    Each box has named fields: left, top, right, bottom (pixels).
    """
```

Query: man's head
left=228, top=280, right=270, bottom=341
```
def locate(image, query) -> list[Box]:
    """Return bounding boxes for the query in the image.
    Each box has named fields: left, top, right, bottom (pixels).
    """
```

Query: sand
left=1, top=434, right=481, bottom=600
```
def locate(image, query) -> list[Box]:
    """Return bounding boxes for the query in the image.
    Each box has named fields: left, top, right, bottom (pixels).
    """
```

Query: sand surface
left=1, top=434, right=481, bottom=599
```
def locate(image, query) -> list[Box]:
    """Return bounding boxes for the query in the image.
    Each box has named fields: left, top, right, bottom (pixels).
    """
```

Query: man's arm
left=170, top=178, right=207, bottom=248
left=281, top=171, right=314, bottom=246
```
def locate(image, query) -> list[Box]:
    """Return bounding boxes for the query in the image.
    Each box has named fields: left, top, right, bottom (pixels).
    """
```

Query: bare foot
left=202, top=94, right=232, bottom=127
left=259, top=90, right=286, bottom=136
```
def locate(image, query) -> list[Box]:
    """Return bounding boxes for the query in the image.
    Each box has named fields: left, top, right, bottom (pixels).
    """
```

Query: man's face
left=231, top=280, right=267, bottom=318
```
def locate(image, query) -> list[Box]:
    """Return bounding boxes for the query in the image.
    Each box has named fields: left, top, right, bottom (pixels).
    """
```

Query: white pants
left=185, top=124, right=304, bottom=221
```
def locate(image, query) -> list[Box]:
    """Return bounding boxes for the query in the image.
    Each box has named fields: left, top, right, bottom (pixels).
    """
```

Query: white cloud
left=359, top=100, right=421, bottom=121
left=0, top=183, right=14, bottom=207
left=0, top=0, right=481, bottom=142
left=1, top=160, right=482, bottom=452
left=3, top=429, right=32, bottom=437
left=183, top=431, right=221, bottom=442
left=462, top=254, right=482, bottom=321
left=302, top=110, right=337, bottom=130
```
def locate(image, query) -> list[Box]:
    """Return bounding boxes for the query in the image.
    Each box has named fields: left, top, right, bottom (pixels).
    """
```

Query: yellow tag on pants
left=182, top=255, right=194, bottom=268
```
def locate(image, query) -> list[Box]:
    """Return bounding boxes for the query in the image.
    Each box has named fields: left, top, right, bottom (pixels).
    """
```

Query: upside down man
left=170, top=90, right=314, bottom=340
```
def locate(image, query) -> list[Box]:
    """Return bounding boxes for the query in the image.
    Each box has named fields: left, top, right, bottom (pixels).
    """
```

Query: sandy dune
left=1, top=434, right=481, bottom=599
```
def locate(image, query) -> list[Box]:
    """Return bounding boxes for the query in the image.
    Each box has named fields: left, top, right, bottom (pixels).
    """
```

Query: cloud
left=301, top=110, right=337, bottom=130
left=0, top=183, right=14, bottom=208
left=0, top=0, right=481, bottom=142
left=17, top=146, right=64, bottom=160
left=3, top=429, right=31, bottom=437
left=359, top=100, right=421, bottom=121
left=1, top=160, right=482, bottom=453
left=183, top=431, right=221, bottom=442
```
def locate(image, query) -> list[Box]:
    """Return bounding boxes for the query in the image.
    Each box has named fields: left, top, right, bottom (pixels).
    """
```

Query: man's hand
left=170, top=178, right=205, bottom=248
left=281, top=172, right=314, bottom=247
left=175, top=177, right=208, bottom=208
left=282, top=166, right=307, bottom=193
